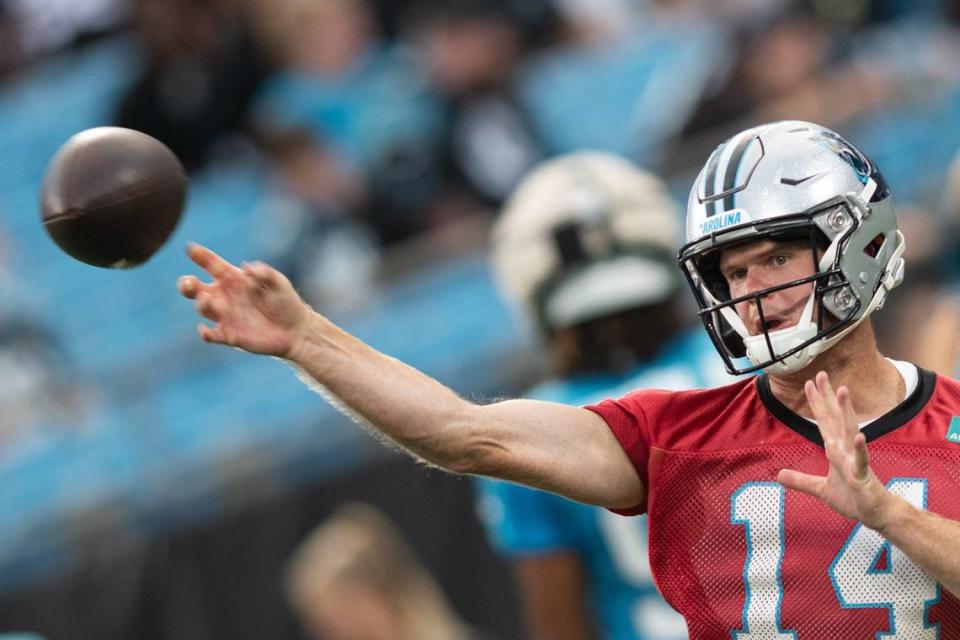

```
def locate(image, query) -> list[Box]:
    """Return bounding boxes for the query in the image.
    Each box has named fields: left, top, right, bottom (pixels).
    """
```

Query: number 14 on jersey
left=731, top=479, right=939, bottom=639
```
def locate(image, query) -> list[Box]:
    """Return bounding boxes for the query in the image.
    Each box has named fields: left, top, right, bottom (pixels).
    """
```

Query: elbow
left=441, top=407, right=512, bottom=477
left=445, top=433, right=510, bottom=476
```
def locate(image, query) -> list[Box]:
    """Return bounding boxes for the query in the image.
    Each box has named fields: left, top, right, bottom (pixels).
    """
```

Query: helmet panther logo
left=811, top=130, right=872, bottom=182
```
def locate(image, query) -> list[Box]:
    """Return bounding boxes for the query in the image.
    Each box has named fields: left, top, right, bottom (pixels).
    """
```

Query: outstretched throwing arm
left=176, top=244, right=643, bottom=509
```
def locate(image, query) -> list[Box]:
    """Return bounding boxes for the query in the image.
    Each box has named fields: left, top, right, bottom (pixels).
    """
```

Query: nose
left=732, top=268, right=779, bottom=328
left=733, top=266, right=773, bottom=300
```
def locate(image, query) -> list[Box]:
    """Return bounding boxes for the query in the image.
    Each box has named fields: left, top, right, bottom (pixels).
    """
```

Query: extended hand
left=777, top=371, right=900, bottom=531
left=177, top=243, right=309, bottom=357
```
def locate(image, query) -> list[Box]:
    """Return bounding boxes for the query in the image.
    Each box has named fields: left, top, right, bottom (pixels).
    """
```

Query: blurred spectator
left=860, top=0, right=944, bottom=23
left=902, top=148, right=960, bottom=375
left=401, top=0, right=556, bottom=209
left=680, top=3, right=960, bottom=147
left=551, top=0, right=642, bottom=44
left=681, top=7, right=833, bottom=138
left=0, top=3, right=24, bottom=82
left=115, top=0, right=271, bottom=171
left=249, top=0, right=444, bottom=246
left=476, top=152, right=725, bottom=640
left=945, top=149, right=960, bottom=226
left=870, top=202, right=951, bottom=362
left=0, top=319, right=79, bottom=448
left=0, top=233, right=95, bottom=453
left=872, top=149, right=960, bottom=375
left=285, top=502, right=496, bottom=640
left=3, top=0, right=126, bottom=61
left=253, top=125, right=380, bottom=315
left=516, top=0, right=728, bottom=166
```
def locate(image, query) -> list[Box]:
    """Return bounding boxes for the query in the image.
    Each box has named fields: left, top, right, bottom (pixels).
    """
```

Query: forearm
left=877, top=496, right=960, bottom=597
left=282, top=311, right=643, bottom=507
left=286, top=311, right=484, bottom=471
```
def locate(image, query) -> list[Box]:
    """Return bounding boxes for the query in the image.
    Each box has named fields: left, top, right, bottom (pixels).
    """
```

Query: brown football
left=40, top=127, right=188, bottom=268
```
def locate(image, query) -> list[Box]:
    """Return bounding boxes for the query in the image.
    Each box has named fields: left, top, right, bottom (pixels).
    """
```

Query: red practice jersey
left=587, top=368, right=960, bottom=639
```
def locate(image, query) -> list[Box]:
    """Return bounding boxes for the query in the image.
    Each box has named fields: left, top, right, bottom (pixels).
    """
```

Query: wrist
left=284, top=308, right=329, bottom=363
left=870, top=492, right=917, bottom=537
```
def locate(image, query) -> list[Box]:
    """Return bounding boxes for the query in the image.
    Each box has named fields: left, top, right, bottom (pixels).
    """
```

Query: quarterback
left=178, top=121, right=960, bottom=638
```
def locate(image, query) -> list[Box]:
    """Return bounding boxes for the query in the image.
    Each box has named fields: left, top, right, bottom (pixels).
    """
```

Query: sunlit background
left=1, top=0, right=960, bottom=638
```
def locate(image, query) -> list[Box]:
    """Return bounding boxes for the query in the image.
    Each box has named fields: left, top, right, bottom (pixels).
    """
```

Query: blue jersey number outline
left=829, top=478, right=939, bottom=639
left=732, top=478, right=939, bottom=639
left=730, top=482, right=798, bottom=639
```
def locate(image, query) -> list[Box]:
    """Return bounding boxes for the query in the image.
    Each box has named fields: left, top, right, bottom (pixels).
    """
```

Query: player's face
left=719, top=239, right=817, bottom=336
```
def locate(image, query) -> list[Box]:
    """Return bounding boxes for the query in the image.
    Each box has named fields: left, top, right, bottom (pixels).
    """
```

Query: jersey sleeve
left=584, top=391, right=658, bottom=516
left=473, top=477, right=578, bottom=555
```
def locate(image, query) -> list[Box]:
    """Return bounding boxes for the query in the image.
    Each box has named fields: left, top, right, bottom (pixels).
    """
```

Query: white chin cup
left=744, top=321, right=820, bottom=375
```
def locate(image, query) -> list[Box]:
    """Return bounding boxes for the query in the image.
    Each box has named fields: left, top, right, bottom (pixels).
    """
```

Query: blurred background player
left=475, top=151, right=730, bottom=640
left=285, top=502, right=495, bottom=640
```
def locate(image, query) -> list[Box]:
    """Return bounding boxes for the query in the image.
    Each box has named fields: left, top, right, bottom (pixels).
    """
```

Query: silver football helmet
left=679, top=120, right=906, bottom=375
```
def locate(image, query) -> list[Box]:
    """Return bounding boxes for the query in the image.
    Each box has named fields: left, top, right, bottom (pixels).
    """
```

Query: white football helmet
left=491, top=151, right=681, bottom=335
left=679, top=121, right=906, bottom=375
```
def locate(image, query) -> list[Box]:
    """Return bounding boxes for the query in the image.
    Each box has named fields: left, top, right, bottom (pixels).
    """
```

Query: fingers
left=836, top=385, right=859, bottom=438
left=803, top=372, right=830, bottom=417
left=851, top=432, right=871, bottom=481
left=177, top=275, right=208, bottom=300
left=197, top=324, right=228, bottom=345
left=804, top=379, right=824, bottom=419
left=816, top=371, right=842, bottom=416
left=805, top=374, right=836, bottom=439
left=778, top=468, right=826, bottom=498
left=242, top=261, right=280, bottom=288
left=195, top=291, right=226, bottom=321
left=805, top=371, right=853, bottom=441
left=187, top=243, right=236, bottom=279
left=806, top=372, right=869, bottom=480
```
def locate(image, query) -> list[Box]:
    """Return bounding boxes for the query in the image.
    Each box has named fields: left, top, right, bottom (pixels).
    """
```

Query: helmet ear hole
left=863, top=233, right=885, bottom=259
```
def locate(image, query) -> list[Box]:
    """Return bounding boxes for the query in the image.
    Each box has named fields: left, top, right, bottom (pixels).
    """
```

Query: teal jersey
left=475, top=329, right=731, bottom=640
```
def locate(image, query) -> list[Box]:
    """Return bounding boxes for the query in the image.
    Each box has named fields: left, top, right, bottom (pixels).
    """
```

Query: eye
left=728, top=268, right=747, bottom=282
left=771, top=254, right=791, bottom=267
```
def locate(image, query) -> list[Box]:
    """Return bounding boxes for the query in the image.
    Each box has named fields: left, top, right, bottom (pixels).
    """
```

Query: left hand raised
left=777, top=371, right=899, bottom=531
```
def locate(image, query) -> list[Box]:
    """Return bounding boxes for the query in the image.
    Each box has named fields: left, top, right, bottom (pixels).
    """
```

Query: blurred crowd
left=3, top=0, right=960, bottom=635
left=0, top=0, right=957, bottom=437
left=6, top=0, right=960, bottom=255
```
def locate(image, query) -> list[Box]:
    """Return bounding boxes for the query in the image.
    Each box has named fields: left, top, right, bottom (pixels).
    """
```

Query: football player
left=476, top=151, right=721, bottom=640
left=179, top=120, right=960, bottom=637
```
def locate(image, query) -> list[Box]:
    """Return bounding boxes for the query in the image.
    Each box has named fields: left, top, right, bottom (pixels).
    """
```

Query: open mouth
left=762, top=318, right=788, bottom=332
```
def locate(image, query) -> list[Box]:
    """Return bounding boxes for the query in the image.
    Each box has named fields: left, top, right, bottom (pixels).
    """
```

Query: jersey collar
left=756, top=367, right=937, bottom=446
